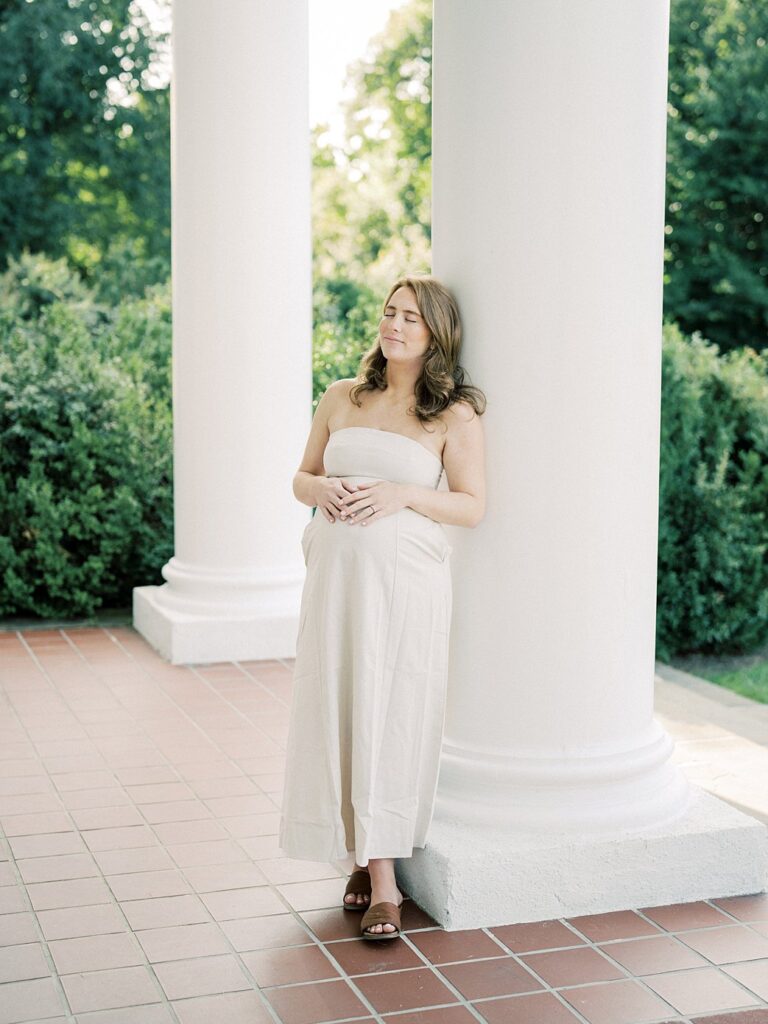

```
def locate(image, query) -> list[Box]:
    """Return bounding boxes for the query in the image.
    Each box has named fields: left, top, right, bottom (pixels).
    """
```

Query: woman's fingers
left=342, top=500, right=379, bottom=524
left=342, top=492, right=373, bottom=515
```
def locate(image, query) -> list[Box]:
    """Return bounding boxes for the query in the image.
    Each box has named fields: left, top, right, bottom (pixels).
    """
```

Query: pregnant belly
left=302, top=502, right=451, bottom=567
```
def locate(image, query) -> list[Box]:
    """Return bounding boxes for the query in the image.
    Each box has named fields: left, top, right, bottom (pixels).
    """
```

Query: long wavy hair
left=348, top=275, right=487, bottom=434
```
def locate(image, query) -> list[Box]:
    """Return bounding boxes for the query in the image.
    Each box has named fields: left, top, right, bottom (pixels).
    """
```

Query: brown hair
left=348, top=274, right=487, bottom=433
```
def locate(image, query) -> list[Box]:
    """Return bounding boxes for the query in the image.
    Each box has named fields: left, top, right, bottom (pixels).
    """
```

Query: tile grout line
left=1, top=631, right=114, bottom=1024
left=5, top=628, right=767, bottom=1024
left=88, top=627, right=393, bottom=1024
left=472, top=924, right=620, bottom=1024
left=326, top=924, right=490, bottom=1024
left=3, top=655, right=765, bottom=1024
left=295, top=891, right=768, bottom=1019
left=482, top=913, right=768, bottom=1019
left=106, top=630, right=524, bottom=1023
left=100, top=629, right=488, bottom=1024
left=113, top=640, right=289, bottom=814
left=628, top=905, right=768, bottom=1011
left=12, top=630, right=298, bottom=1020
left=0, top=692, right=75, bottom=1024
left=8, top=627, right=183, bottom=1023
left=55, top=627, right=301, bottom=1024
left=42, top=630, right=768, bottom=1021
left=1, top=634, right=129, bottom=1022
left=162, top=639, right=768, bottom=1019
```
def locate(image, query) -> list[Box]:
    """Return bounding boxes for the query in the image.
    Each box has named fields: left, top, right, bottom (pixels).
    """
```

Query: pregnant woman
left=278, top=274, right=486, bottom=940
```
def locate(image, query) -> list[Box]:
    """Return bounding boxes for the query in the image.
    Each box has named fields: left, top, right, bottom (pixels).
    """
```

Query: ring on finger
left=351, top=503, right=375, bottom=520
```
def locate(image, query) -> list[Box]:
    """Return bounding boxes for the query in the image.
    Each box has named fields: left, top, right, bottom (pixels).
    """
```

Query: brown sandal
left=342, top=869, right=372, bottom=911
left=360, top=899, right=403, bottom=940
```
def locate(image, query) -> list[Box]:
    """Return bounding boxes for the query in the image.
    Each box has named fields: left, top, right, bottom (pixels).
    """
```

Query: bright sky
left=309, top=0, right=406, bottom=144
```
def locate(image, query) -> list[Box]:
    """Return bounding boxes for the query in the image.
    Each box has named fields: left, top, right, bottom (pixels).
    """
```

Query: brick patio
left=0, top=626, right=767, bottom=1024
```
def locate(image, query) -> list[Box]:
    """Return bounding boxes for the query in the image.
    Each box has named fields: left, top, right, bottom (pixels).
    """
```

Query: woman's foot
left=363, top=857, right=403, bottom=935
left=363, top=884, right=404, bottom=935
left=343, top=862, right=370, bottom=907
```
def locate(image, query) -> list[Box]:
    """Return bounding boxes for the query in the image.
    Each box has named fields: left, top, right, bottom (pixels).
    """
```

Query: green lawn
left=670, top=644, right=768, bottom=705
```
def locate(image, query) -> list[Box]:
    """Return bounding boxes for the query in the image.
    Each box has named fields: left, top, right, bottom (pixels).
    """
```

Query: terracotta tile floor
left=0, top=625, right=767, bottom=1024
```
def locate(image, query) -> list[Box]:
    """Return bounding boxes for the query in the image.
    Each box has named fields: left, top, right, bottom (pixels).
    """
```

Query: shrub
left=0, top=250, right=104, bottom=328
left=311, top=277, right=382, bottom=404
left=657, top=321, right=768, bottom=660
left=2, top=253, right=767, bottom=656
left=0, top=280, right=173, bottom=618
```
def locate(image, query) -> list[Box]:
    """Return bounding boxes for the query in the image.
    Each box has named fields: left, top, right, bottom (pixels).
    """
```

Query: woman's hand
left=312, top=476, right=360, bottom=522
left=338, top=481, right=410, bottom=526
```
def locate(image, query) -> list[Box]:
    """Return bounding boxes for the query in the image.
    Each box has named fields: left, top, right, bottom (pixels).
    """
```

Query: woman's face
left=378, top=287, right=432, bottom=361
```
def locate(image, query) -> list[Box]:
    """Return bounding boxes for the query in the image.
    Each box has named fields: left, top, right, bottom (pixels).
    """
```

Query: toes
left=364, top=922, right=397, bottom=933
left=345, top=892, right=370, bottom=904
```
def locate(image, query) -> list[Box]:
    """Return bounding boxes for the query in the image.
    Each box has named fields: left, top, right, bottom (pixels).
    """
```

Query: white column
left=133, top=0, right=312, bottom=665
left=397, top=0, right=768, bottom=928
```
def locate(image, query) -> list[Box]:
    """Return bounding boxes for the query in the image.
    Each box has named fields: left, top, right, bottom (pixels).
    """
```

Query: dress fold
left=278, top=426, right=453, bottom=866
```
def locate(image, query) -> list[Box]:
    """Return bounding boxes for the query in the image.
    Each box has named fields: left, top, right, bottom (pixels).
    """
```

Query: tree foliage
left=665, top=0, right=768, bottom=352
left=0, top=253, right=173, bottom=617
left=309, top=0, right=433, bottom=400
left=311, top=0, right=431, bottom=298
left=0, top=0, right=171, bottom=292
left=1, top=0, right=768, bottom=658
left=313, top=0, right=768, bottom=355
left=657, top=323, right=768, bottom=659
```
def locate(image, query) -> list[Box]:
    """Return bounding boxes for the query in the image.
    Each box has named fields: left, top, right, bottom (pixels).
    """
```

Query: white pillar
left=397, top=0, right=767, bottom=928
left=133, top=0, right=312, bottom=665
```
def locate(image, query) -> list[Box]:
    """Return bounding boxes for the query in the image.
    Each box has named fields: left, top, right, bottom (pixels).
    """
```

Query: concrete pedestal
left=398, top=787, right=768, bottom=930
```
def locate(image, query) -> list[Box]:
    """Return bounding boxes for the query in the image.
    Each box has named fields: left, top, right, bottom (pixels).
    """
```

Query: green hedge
left=1, top=255, right=767, bottom=662
left=656, top=323, right=768, bottom=660
left=0, top=255, right=173, bottom=617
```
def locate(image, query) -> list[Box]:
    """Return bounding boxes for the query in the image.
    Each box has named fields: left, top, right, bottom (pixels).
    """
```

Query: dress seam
left=362, top=509, right=401, bottom=860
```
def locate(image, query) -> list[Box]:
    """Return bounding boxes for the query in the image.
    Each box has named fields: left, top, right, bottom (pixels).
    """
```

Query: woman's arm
left=293, top=471, right=323, bottom=508
left=402, top=482, right=482, bottom=528
left=405, top=405, right=486, bottom=528
left=293, top=379, right=356, bottom=516
left=292, top=380, right=346, bottom=508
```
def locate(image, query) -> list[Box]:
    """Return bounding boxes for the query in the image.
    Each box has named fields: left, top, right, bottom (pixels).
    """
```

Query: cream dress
left=278, top=426, right=453, bottom=866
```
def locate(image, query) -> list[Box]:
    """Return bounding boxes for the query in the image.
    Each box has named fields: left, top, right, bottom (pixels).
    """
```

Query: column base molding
left=396, top=786, right=768, bottom=930
left=132, top=584, right=298, bottom=665
left=437, top=721, right=692, bottom=833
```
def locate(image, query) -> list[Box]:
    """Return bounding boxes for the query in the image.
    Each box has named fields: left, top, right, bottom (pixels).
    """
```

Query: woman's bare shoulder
left=319, top=378, right=358, bottom=429
left=318, top=377, right=356, bottom=406
left=325, top=377, right=357, bottom=398
left=443, top=398, right=482, bottom=429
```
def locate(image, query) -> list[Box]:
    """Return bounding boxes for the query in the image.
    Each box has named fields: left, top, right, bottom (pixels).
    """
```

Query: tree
left=665, top=0, right=768, bottom=353
left=311, top=0, right=432, bottom=296
left=0, top=0, right=171, bottom=289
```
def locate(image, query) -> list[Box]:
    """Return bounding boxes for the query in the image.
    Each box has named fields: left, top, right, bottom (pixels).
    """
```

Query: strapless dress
left=278, top=426, right=453, bottom=866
